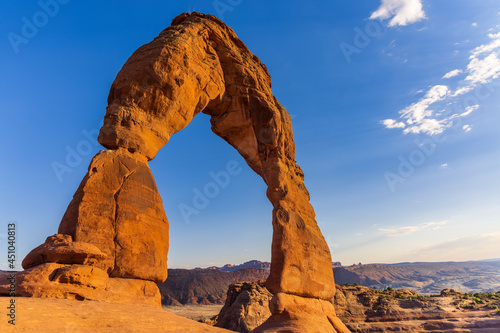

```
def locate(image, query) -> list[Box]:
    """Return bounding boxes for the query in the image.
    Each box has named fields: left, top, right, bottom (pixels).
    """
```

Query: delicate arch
left=97, top=12, right=334, bottom=300
left=53, top=12, right=350, bottom=332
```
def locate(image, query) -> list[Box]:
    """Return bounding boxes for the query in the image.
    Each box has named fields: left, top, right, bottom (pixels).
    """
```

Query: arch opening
left=149, top=112, right=272, bottom=269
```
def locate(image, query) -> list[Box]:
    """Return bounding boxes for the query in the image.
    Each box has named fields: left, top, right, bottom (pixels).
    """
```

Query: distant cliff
left=159, top=259, right=500, bottom=305
left=158, top=267, right=269, bottom=305
left=333, top=260, right=500, bottom=293
left=204, top=260, right=271, bottom=273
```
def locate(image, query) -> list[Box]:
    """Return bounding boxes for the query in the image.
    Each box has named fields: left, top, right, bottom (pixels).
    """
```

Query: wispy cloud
left=408, top=233, right=500, bottom=262
left=369, top=0, right=426, bottom=27
left=442, top=69, right=463, bottom=79
left=440, top=163, right=449, bottom=169
left=381, top=119, right=406, bottom=129
left=379, top=220, right=449, bottom=237
left=382, top=30, right=500, bottom=135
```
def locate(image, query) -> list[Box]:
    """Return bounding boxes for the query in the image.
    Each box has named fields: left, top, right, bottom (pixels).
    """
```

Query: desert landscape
left=159, top=260, right=500, bottom=332
left=1, top=1, right=500, bottom=332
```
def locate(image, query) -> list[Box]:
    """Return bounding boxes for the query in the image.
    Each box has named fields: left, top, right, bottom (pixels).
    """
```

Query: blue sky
left=1, top=0, right=499, bottom=270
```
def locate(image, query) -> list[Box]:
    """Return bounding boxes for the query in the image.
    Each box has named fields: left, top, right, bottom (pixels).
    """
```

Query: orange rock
left=99, top=12, right=336, bottom=302
left=215, top=281, right=273, bottom=332
left=254, top=293, right=351, bottom=333
left=58, top=149, right=169, bottom=284
left=13, top=12, right=347, bottom=331
left=0, top=297, right=232, bottom=332
left=22, top=234, right=106, bottom=269
left=0, top=264, right=160, bottom=306
left=52, top=265, right=109, bottom=290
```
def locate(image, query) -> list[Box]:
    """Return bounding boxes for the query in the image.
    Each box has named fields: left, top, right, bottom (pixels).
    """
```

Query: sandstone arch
left=13, top=13, right=349, bottom=333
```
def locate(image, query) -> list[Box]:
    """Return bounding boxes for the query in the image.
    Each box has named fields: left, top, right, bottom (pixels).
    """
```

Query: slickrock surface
left=0, top=268, right=161, bottom=306
left=0, top=297, right=232, bottom=333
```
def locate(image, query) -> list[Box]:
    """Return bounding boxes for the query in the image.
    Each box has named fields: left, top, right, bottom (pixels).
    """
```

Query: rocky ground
left=336, top=286, right=500, bottom=332
left=196, top=282, right=500, bottom=333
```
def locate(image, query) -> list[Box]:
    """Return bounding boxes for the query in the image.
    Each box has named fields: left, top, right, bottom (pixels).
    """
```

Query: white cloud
left=472, top=22, right=478, bottom=27
left=460, top=105, right=479, bottom=117
left=452, top=86, right=473, bottom=97
left=465, top=53, right=500, bottom=84
left=379, top=220, right=449, bottom=237
left=401, top=85, right=449, bottom=123
left=402, top=118, right=448, bottom=135
left=440, top=163, right=449, bottom=169
left=384, top=85, right=449, bottom=135
left=382, top=30, right=500, bottom=136
left=381, top=119, right=406, bottom=128
left=471, top=33, right=500, bottom=58
left=369, top=0, right=426, bottom=27
left=442, top=69, right=463, bottom=79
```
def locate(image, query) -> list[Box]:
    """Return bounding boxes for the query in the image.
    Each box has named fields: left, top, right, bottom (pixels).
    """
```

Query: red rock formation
left=2, top=12, right=349, bottom=332
left=58, top=149, right=169, bottom=283
left=99, top=12, right=347, bottom=331
left=22, top=234, right=106, bottom=269
left=215, top=281, right=273, bottom=332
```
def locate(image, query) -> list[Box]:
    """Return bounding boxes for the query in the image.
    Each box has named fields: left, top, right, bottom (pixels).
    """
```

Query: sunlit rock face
left=3, top=12, right=350, bottom=332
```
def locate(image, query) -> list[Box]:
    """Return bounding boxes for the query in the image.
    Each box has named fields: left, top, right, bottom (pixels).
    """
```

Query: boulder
left=22, top=234, right=106, bottom=270
left=215, top=281, right=273, bottom=332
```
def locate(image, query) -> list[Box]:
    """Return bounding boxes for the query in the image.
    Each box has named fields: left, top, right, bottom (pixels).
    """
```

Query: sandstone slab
left=0, top=265, right=160, bottom=306
left=0, top=297, right=232, bottom=333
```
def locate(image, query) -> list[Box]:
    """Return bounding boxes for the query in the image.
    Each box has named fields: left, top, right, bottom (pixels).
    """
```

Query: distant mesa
left=0, top=12, right=349, bottom=333
left=159, top=259, right=500, bottom=307
left=202, top=260, right=271, bottom=273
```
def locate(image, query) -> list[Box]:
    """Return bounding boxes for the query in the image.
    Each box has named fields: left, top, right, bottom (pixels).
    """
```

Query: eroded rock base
left=253, top=293, right=350, bottom=333
left=0, top=264, right=160, bottom=307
